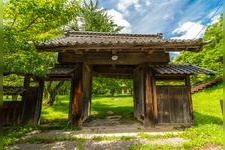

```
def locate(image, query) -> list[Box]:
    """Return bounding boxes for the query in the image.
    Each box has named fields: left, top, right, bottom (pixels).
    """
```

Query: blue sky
left=98, top=0, right=223, bottom=39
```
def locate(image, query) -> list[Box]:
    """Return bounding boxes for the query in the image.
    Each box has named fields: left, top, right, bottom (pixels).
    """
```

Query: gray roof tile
left=36, top=31, right=206, bottom=52
left=152, top=64, right=216, bottom=75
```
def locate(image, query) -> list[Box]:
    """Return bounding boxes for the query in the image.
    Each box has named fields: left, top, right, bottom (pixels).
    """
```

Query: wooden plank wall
left=3, top=101, right=23, bottom=125
left=3, top=76, right=44, bottom=126
left=156, top=86, right=191, bottom=124
left=21, top=87, right=39, bottom=124
left=133, top=67, right=145, bottom=123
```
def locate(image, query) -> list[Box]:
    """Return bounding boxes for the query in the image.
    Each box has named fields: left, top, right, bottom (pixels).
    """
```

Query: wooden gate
left=157, top=86, right=191, bottom=124
left=3, top=101, right=23, bottom=125
left=133, top=68, right=145, bottom=123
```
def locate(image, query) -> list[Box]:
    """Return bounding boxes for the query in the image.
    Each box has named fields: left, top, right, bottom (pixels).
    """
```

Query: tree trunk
left=46, top=81, right=65, bottom=106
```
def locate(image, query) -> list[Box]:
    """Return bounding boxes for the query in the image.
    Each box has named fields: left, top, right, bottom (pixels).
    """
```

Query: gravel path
left=5, top=118, right=223, bottom=150
left=8, top=137, right=187, bottom=150
left=7, top=127, right=187, bottom=150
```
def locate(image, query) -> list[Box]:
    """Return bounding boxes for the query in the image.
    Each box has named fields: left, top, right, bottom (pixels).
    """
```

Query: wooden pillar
left=22, top=75, right=30, bottom=102
left=33, top=79, right=44, bottom=125
left=133, top=66, right=145, bottom=121
left=185, top=75, right=193, bottom=123
left=69, top=63, right=83, bottom=126
left=88, top=74, right=93, bottom=116
left=22, top=76, right=44, bottom=125
left=152, top=72, right=158, bottom=124
left=144, top=67, right=156, bottom=126
left=21, top=75, right=31, bottom=124
left=81, top=65, right=92, bottom=120
left=133, top=69, right=138, bottom=118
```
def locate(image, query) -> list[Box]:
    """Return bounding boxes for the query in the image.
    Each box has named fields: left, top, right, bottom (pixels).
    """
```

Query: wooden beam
left=59, top=52, right=170, bottom=65
left=92, top=65, right=135, bottom=75
left=152, top=72, right=158, bottom=124
left=69, top=63, right=83, bottom=126
left=38, top=44, right=201, bottom=52
left=185, top=75, right=193, bottom=123
left=144, top=67, right=155, bottom=126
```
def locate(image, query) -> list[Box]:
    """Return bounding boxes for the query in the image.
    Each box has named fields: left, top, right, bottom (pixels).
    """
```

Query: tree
left=92, top=77, right=133, bottom=96
left=76, top=0, right=122, bottom=32
left=3, top=0, right=81, bottom=76
left=174, top=14, right=223, bottom=84
left=3, top=0, right=124, bottom=105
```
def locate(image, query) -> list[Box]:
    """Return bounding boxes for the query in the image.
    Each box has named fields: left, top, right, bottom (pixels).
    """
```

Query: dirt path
left=6, top=118, right=223, bottom=150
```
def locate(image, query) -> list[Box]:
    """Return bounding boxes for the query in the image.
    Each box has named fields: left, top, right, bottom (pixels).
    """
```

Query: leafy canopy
left=174, top=15, right=223, bottom=83
left=3, top=0, right=81, bottom=76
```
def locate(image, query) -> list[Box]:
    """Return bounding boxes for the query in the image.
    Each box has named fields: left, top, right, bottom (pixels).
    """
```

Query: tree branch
left=20, top=16, right=40, bottom=32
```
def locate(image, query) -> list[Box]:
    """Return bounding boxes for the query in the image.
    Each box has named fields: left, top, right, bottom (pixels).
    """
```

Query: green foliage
left=92, top=77, right=133, bottom=96
left=72, top=0, right=123, bottom=32
left=174, top=15, right=223, bottom=83
left=3, top=0, right=81, bottom=76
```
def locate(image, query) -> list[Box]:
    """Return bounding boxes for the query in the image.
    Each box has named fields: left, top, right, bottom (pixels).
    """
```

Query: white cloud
left=131, top=0, right=182, bottom=34
left=106, top=9, right=132, bottom=33
left=117, top=0, right=141, bottom=13
left=171, top=21, right=206, bottom=39
left=145, top=0, right=152, bottom=6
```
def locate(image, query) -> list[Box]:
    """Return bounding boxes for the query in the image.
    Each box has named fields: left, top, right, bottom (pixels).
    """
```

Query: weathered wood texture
left=92, top=65, right=134, bottom=78
left=3, top=75, right=44, bottom=126
left=69, top=64, right=83, bottom=125
left=58, top=52, right=170, bottom=65
left=81, top=65, right=92, bottom=121
left=144, top=68, right=157, bottom=126
left=185, top=76, right=193, bottom=122
left=133, top=67, right=145, bottom=123
left=156, top=86, right=191, bottom=124
left=69, top=64, right=92, bottom=125
left=133, top=67, right=158, bottom=126
left=21, top=82, right=44, bottom=125
left=3, top=101, right=23, bottom=125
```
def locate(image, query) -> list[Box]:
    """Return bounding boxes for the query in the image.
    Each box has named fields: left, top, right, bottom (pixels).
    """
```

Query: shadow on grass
left=193, top=111, right=223, bottom=125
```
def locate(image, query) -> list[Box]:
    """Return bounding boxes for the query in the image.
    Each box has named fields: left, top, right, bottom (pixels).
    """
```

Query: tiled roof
left=47, top=65, right=76, bottom=76
left=152, top=64, right=216, bottom=75
left=36, top=31, right=208, bottom=52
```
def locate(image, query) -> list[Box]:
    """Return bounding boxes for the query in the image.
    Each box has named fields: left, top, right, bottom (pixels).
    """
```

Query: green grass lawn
left=41, top=95, right=135, bottom=124
left=3, top=82, right=223, bottom=149
left=40, top=82, right=224, bottom=149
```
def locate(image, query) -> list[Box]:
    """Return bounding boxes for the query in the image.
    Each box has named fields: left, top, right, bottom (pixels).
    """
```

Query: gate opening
left=84, top=77, right=136, bottom=126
